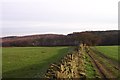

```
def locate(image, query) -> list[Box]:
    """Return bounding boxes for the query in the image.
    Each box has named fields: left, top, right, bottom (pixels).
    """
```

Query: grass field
left=89, top=46, right=119, bottom=78
left=2, top=47, right=71, bottom=78
left=95, top=46, right=119, bottom=62
left=2, top=46, right=119, bottom=78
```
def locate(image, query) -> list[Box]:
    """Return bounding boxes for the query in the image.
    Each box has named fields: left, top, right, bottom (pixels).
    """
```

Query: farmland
left=2, top=45, right=119, bottom=79
left=45, top=45, right=119, bottom=79
left=2, top=47, right=71, bottom=78
left=95, top=46, right=119, bottom=62
left=89, top=46, right=119, bottom=78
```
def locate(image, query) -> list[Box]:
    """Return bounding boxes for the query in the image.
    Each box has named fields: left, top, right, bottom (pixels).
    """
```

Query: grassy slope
left=95, top=46, right=119, bottom=62
left=2, top=47, right=70, bottom=78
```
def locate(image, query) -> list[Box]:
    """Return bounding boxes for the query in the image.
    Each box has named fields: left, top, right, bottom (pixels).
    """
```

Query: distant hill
left=2, top=30, right=119, bottom=47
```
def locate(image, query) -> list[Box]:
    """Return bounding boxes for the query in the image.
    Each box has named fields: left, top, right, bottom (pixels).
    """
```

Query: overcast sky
left=0, top=0, right=119, bottom=37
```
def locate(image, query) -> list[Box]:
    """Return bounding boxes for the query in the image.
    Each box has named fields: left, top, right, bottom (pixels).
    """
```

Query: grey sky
left=0, top=0, right=119, bottom=37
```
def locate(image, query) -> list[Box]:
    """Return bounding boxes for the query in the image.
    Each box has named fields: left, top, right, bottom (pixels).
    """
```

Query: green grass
left=94, top=46, right=119, bottom=62
left=92, top=46, right=119, bottom=78
left=2, top=47, right=71, bottom=78
left=84, top=48, right=99, bottom=78
left=84, top=54, right=97, bottom=78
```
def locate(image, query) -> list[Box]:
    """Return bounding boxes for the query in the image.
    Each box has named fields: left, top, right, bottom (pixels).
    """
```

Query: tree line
left=2, top=30, right=119, bottom=47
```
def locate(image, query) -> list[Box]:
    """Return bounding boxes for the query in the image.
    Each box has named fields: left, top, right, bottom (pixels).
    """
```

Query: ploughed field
left=2, top=46, right=119, bottom=79
left=2, top=47, right=71, bottom=78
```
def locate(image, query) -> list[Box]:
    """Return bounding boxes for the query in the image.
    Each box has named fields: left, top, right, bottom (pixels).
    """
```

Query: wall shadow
left=2, top=47, right=69, bottom=79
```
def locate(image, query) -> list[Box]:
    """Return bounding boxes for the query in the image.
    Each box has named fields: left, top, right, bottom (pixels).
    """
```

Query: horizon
left=1, top=29, right=119, bottom=38
left=0, top=0, right=119, bottom=37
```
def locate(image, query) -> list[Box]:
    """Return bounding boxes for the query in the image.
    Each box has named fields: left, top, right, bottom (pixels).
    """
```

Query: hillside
left=2, top=30, right=119, bottom=47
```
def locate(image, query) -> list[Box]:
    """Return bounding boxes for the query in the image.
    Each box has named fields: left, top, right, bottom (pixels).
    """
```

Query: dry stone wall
left=45, top=44, right=86, bottom=79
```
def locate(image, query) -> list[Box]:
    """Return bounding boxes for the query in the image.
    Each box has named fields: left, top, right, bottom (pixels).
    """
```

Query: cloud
left=0, top=0, right=119, bottom=37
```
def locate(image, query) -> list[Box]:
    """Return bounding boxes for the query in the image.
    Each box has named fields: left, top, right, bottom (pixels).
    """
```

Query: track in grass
left=95, top=46, right=119, bottom=62
left=2, top=46, right=119, bottom=79
left=2, top=47, right=72, bottom=78
left=93, top=46, right=120, bottom=70
left=86, top=46, right=119, bottom=79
